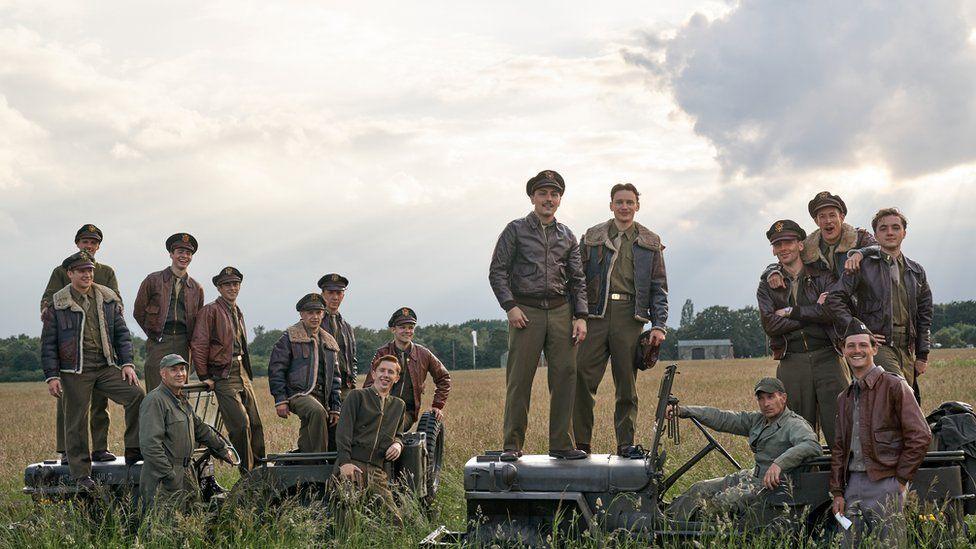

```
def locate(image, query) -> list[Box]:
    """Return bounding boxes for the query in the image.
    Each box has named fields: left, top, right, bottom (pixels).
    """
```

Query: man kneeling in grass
left=335, top=355, right=406, bottom=524
left=667, top=377, right=822, bottom=523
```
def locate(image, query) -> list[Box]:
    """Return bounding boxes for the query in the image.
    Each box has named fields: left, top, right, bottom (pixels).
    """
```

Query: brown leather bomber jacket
left=829, top=366, right=931, bottom=496
left=133, top=268, right=204, bottom=340
left=488, top=212, right=587, bottom=318
left=190, top=298, right=253, bottom=381
left=365, top=341, right=451, bottom=418
left=756, top=264, right=840, bottom=359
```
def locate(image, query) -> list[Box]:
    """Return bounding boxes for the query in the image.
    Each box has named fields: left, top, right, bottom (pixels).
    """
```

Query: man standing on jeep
left=190, top=266, right=266, bottom=473
left=757, top=219, right=849, bottom=444
left=574, top=183, right=668, bottom=458
left=41, top=251, right=146, bottom=490
left=365, top=307, right=451, bottom=431
left=667, top=377, right=821, bottom=521
left=830, top=321, right=930, bottom=545
left=825, top=208, right=933, bottom=402
left=134, top=233, right=205, bottom=392
left=40, top=224, right=119, bottom=463
left=488, top=170, right=588, bottom=461
left=268, top=293, right=342, bottom=453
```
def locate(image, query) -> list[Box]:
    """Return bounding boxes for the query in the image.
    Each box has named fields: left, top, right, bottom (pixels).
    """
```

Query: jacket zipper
left=369, top=390, right=386, bottom=463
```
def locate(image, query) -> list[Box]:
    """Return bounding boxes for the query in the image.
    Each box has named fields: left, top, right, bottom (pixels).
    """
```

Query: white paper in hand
left=834, top=513, right=852, bottom=530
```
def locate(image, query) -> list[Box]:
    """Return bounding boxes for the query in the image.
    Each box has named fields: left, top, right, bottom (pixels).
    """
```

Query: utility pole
left=471, top=329, right=478, bottom=370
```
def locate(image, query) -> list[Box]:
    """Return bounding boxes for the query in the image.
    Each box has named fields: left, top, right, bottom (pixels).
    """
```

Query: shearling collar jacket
left=268, top=322, right=342, bottom=410
left=40, top=283, right=133, bottom=380
left=801, top=223, right=877, bottom=279
left=581, top=220, right=669, bottom=327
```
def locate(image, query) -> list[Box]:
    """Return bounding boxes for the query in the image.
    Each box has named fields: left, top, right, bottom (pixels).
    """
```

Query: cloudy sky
left=2, top=0, right=975, bottom=338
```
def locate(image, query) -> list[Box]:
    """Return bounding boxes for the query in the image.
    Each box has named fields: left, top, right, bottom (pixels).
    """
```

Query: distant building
left=678, top=339, right=734, bottom=360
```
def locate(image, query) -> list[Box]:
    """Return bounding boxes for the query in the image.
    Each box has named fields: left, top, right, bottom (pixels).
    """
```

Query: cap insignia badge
left=818, top=191, right=830, bottom=199
left=224, top=267, right=233, bottom=275
left=87, top=225, right=96, bottom=232
left=775, top=221, right=784, bottom=232
left=182, top=234, right=190, bottom=242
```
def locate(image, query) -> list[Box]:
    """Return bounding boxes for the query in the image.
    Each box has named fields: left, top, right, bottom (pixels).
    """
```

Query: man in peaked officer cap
left=489, top=169, right=588, bottom=461
left=40, top=224, right=121, bottom=462
left=190, top=266, right=266, bottom=473
left=365, top=307, right=451, bottom=430
left=268, top=293, right=342, bottom=453
left=134, top=233, right=204, bottom=392
left=757, top=219, right=849, bottom=444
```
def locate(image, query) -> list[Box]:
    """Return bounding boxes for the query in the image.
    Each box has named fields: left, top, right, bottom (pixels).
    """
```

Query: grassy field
left=1, top=348, right=975, bottom=547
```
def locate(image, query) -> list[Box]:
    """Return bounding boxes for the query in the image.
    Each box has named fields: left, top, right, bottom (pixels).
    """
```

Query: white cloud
left=625, top=0, right=976, bottom=179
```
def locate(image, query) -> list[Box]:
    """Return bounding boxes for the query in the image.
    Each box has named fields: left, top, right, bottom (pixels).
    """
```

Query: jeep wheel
left=416, top=410, right=445, bottom=507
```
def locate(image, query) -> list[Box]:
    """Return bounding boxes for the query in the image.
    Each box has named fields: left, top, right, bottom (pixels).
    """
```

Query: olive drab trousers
left=775, top=346, right=850, bottom=444
left=574, top=300, right=644, bottom=449
left=502, top=302, right=577, bottom=453
left=289, top=393, right=330, bottom=453
left=61, top=366, right=145, bottom=479
left=143, top=333, right=190, bottom=392
left=213, top=367, right=266, bottom=473
left=56, top=390, right=109, bottom=454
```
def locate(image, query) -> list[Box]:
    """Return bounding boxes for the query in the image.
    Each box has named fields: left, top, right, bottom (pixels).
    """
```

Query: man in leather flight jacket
left=830, top=321, right=930, bottom=546
left=756, top=219, right=849, bottom=444
left=826, top=208, right=933, bottom=402
left=488, top=170, right=588, bottom=461
left=268, top=293, right=342, bottom=453
left=134, top=232, right=204, bottom=392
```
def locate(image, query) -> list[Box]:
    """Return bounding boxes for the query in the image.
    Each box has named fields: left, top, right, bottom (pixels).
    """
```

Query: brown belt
left=514, top=295, right=568, bottom=310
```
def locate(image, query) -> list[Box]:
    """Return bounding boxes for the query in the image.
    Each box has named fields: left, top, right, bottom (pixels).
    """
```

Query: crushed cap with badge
left=166, top=232, right=199, bottom=254
left=62, top=251, right=96, bottom=271
left=317, top=273, right=349, bottom=291
left=212, top=266, right=243, bottom=286
left=388, top=307, right=418, bottom=327
left=74, top=224, right=103, bottom=243
left=807, top=191, right=848, bottom=218
left=844, top=318, right=875, bottom=340
left=766, top=219, right=807, bottom=244
left=297, top=293, right=327, bottom=312
left=525, top=169, right=566, bottom=196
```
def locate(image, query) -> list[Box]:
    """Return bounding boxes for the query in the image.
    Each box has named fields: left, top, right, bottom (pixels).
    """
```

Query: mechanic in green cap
left=40, top=224, right=120, bottom=462
left=667, top=376, right=821, bottom=521
left=139, top=353, right=234, bottom=510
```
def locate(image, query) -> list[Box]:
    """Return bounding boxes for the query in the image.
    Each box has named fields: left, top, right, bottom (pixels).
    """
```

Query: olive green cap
left=754, top=377, right=786, bottom=395
left=159, top=353, right=189, bottom=369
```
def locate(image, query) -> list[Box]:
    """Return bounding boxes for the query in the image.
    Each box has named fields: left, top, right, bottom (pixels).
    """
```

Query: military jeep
left=23, top=382, right=234, bottom=503
left=232, top=410, right=446, bottom=508
left=424, top=364, right=976, bottom=545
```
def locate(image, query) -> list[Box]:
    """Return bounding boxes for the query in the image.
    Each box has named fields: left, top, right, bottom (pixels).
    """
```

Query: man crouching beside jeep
left=667, top=377, right=821, bottom=522
left=335, top=355, right=406, bottom=524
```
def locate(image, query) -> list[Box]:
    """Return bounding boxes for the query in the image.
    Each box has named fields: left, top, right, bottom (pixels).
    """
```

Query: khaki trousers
left=336, top=459, right=401, bottom=526
left=776, top=346, right=850, bottom=444
left=56, top=389, right=109, bottom=453
left=670, top=469, right=764, bottom=521
left=61, top=366, right=145, bottom=479
left=876, top=344, right=915, bottom=386
left=144, top=333, right=190, bottom=392
left=213, top=373, right=266, bottom=473
left=289, top=393, right=329, bottom=453
left=574, top=300, right=644, bottom=448
left=502, top=303, right=576, bottom=452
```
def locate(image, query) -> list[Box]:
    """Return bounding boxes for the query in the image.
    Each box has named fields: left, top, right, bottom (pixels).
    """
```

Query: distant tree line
left=2, top=300, right=974, bottom=382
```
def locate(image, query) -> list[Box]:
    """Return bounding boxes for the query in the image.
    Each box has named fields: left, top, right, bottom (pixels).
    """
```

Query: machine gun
left=648, top=364, right=741, bottom=493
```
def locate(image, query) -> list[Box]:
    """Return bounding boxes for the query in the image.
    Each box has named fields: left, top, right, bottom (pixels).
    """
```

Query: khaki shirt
left=70, top=287, right=107, bottom=368
left=164, top=268, right=189, bottom=334
left=608, top=223, right=637, bottom=294
left=681, top=405, right=821, bottom=476
left=890, top=254, right=910, bottom=331
left=391, top=344, right=416, bottom=414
